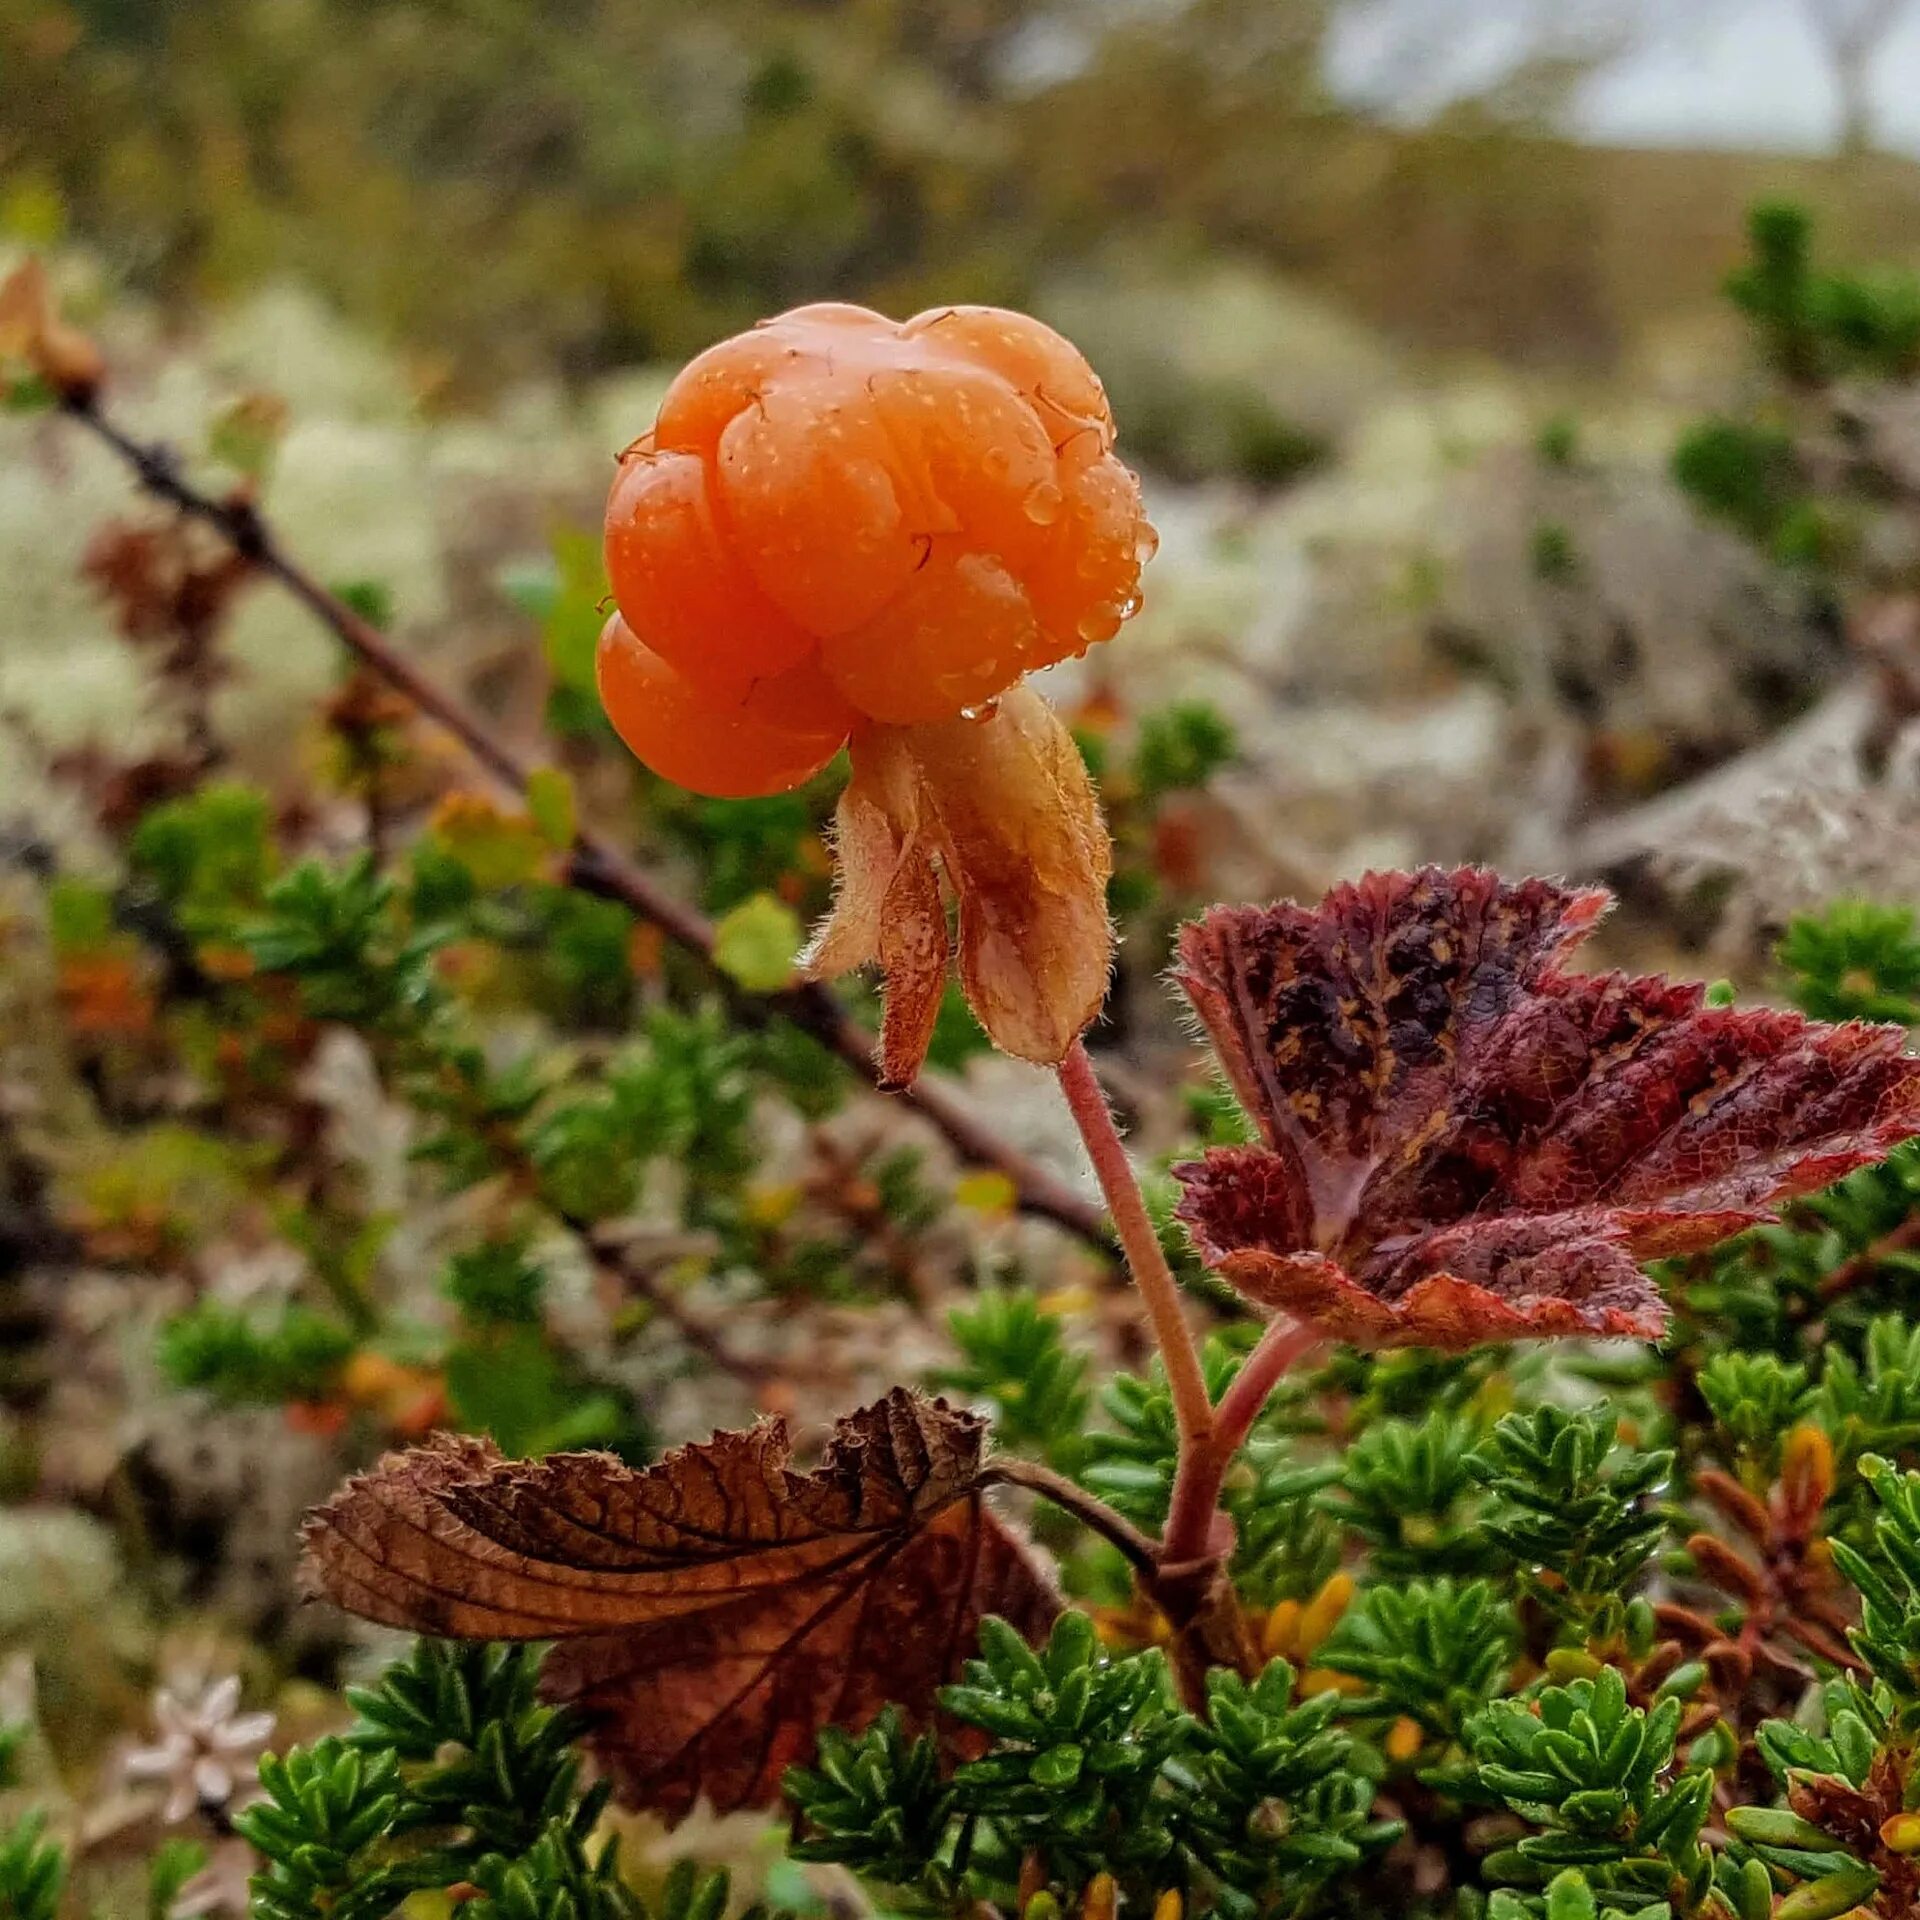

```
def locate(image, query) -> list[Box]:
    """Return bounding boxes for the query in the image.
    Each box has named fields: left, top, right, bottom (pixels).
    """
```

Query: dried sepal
left=0, top=256, right=104, bottom=402
left=301, top=1389, right=1057, bottom=1819
left=1174, top=865, right=1920, bottom=1350
left=806, top=685, right=1113, bottom=1085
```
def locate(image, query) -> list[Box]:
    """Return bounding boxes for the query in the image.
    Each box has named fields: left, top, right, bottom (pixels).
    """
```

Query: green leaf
left=526, top=767, right=578, bottom=851
left=712, top=892, right=803, bottom=992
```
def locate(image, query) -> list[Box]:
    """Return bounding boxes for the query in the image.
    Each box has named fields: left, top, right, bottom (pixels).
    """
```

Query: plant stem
left=981, top=1457, right=1160, bottom=1580
left=59, top=392, right=1108, bottom=1248
left=1056, top=1040, right=1213, bottom=1455
left=1161, top=1315, right=1320, bottom=1573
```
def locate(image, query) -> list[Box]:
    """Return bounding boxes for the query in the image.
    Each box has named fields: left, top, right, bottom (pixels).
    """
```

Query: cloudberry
left=595, top=615, right=853, bottom=800
left=599, top=303, right=1148, bottom=1080
left=600, top=301, right=1154, bottom=770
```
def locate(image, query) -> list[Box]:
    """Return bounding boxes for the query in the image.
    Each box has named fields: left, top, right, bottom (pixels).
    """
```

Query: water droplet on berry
left=1118, top=591, right=1142, bottom=619
left=1135, top=526, right=1160, bottom=564
left=1022, top=481, right=1063, bottom=525
left=960, top=698, right=1001, bottom=723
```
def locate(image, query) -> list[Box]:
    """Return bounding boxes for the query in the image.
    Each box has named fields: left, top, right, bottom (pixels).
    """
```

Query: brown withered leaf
left=301, top=1390, right=1057, bottom=1819
left=806, top=685, right=1112, bottom=1085
left=1174, top=866, right=1920, bottom=1349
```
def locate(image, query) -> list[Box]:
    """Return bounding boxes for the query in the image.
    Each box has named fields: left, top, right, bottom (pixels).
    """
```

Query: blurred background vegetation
left=7, top=0, right=1920, bottom=398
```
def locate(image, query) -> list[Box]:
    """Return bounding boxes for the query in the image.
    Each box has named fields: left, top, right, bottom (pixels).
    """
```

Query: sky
left=1323, top=0, right=1920, bottom=155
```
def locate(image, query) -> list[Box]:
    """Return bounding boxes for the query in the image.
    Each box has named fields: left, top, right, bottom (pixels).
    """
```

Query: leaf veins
left=1174, top=866, right=1920, bottom=1349
left=301, top=1389, right=1057, bottom=1819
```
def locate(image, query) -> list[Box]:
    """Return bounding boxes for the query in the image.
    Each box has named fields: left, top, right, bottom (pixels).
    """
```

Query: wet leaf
left=1174, top=867, right=1920, bottom=1349
left=301, top=1390, right=1057, bottom=1818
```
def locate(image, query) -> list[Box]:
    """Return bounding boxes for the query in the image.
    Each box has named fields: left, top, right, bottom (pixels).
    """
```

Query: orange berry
left=901, top=305, right=1114, bottom=445
left=605, top=446, right=814, bottom=701
left=602, top=301, right=1152, bottom=743
left=715, top=370, right=927, bottom=636
left=823, top=541, right=1042, bottom=725
left=595, top=615, right=851, bottom=799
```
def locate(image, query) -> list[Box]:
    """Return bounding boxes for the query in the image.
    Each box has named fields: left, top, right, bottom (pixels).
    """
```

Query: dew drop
left=1117, top=591, right=1143, bottom=619
left=960, top=698, right=1001, bottom=723
left=1134, top=525, right=1160, bottom=564
left=982, top=446, right=1013, bottom=482
left=1022, top=480, right=1063, bottom=525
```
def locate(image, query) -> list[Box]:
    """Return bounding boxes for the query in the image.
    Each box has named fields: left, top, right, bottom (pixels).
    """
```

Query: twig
left=58, top=393, right=1108, bottom=1247
left=1818, top=1213, right=1920, bottom=1300
left=981, top=1456, right=1160, bottom=1580
left=597, top=1245, right=776, bottom=1390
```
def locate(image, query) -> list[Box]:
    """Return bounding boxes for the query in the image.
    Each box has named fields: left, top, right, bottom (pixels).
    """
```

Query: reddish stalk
left=1163, top=1315, right=1321, bottom=1573
left=1057, top=1040, right=1214, bottom=1456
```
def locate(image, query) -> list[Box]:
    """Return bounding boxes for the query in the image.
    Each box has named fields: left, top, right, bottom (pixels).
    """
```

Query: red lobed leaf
left=301, top=1390, right=1057, bottom=1819
left=1173, top=866, right=1920, bottom=1349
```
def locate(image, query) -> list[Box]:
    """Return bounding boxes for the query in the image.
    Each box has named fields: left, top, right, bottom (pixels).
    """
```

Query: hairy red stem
left=1056, top=1040, right=1214, bottom=1455
left=1162, top=1315, right=1321, bottom=1573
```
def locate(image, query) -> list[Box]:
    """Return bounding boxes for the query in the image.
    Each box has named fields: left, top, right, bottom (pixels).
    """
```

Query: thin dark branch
left=583, top=1236, right=776, bottom=1390
left=1818, top=1212, right=1920, bottom=1300
left=58, top=392, right=1109, bottom=1247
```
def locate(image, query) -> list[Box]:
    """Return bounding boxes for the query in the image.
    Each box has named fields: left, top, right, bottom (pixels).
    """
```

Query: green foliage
left=1809, top=1315, right=1920, bottom=1469
left=1469, top=1406, right=1671, bottom=1626
left=241, top=1641, right=683, bottom=1920
left=790, top=1624, right=1395, bottom=1917
left=444, top=1328, right=632, bottom=1458
left=42, top=874, right=118, bottom=955
left=1320, top=1409, right=1489, bottom=1577
left=443, top=1237, right=548, bottom=1327
left=0, top=1814, right=66, bottom=1920
left=1779, top=901, right=1920, bottom=1025
left=1828, top=1454, right=1920, bottom=1715
left=1530, top=520, right=1579, bottom=582
left=942, top=1612, right=1185, bottom=1887
left=156, top=1299, right=355, bottom=1404
left=787, top=1711, right=956, bottom=1895
left=246, top=855, right=447, bottom=1029
left=241, top=1740, right=414, bottom=1920
left=710, top=891, right=803, bottom=991
left=1466, top=1669, right=1717, bottom=1918
left=1133, top=702, right=1238, bottom=802
left=1727, top=200, right=1920, bottom=383
left=1697, top=1351, right=1809, bottom=1464
left=146, top=1839, right=210, bottom=1920
left=1318, top=1578, right=1518, bottom=1745
left=936, top=1289, right=1092, bottom=1470
left=128, top=782, right=277, bottom=934
left=1536, top=416, right=1580, bottom=466
left=1171, top=1661, right=1401, bottom=1918
left=1670, top=419, right=1803, bottom=549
